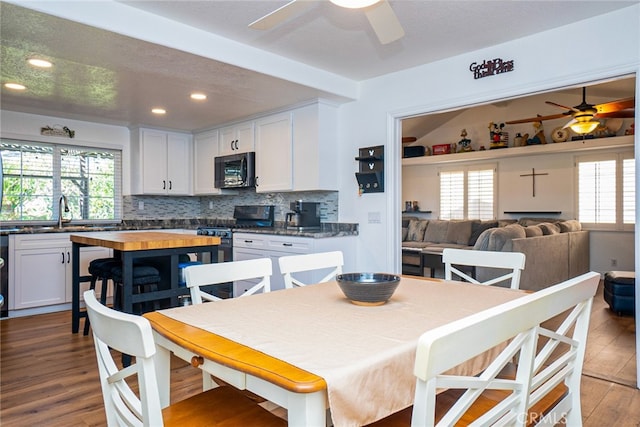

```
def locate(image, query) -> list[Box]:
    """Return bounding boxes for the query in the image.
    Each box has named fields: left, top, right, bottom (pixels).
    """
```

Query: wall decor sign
left=469, top=58, right=514, bottom=79
left=41, top=125, right=75, bottom=138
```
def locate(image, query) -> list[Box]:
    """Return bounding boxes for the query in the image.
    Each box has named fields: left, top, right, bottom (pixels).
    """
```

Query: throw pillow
left=558, top=220, right=581, bottom=233
left=469, top=220, right=499, bottom=246
left=446, top=220, right=473, bottom=245
left=538, top=222, right=560, bottom=235
left=423, top=220, right=449, bottom=243
left=402, top=228, right=408, bottom=241
left=407, top=219, right=428, bottom=241
left=524, top=225, right=543, bottom=237
left=473, top=228, right=494, bottom=251
left=487, top=224, right=526, bottom=251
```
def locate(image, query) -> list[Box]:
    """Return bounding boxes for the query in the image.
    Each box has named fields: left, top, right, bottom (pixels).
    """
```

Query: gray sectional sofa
left=401, top=217, right=590, bottom=291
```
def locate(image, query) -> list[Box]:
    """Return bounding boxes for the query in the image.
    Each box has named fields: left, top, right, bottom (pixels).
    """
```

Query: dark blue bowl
left=336, top=273, right=400, bottom=306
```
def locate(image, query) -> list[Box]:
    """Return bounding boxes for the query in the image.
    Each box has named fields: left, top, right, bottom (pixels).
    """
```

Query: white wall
left=336, top=5, right=640, bottom=274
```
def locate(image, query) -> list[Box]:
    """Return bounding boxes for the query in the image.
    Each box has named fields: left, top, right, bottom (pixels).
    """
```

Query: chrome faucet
left=58, top=195, right=70, bottom=228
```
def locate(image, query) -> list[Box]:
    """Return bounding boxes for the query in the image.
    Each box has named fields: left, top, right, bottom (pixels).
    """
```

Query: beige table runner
left=160, top=277, right=524, bottom=426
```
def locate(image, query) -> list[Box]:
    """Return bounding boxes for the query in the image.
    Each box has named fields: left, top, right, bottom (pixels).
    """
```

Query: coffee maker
left=285, top=201, right=321, bottom=230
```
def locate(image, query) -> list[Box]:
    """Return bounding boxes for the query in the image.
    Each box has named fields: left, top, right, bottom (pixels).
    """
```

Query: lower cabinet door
left=13, top=247, right=68, bottom=309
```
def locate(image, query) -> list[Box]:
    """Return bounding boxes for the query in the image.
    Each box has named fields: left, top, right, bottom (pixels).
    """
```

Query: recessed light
left=28, top=58, right=53, bottom=68
left=190, top=93, right=207, bottom=100
left=4, top=83, right=26, bottom=90
left=151, top=108, right=166, bottom=115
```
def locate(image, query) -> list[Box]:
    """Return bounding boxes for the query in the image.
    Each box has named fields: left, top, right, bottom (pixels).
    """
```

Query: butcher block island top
left=69, top=231, right=221, bottom=251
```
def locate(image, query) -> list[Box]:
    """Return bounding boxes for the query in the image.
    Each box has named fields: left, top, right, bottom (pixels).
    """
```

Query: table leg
left=287, top=391, right=327, bottom=427
left=71, top=243, right=81, bottom=333
left=154, top=341, right=172, bottom=408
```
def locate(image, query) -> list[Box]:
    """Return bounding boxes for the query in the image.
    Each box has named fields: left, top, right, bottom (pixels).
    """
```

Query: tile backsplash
left=123, top=191, right=339, bottom=221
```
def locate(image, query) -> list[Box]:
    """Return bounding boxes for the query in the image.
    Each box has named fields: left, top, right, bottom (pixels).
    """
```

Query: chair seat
left=88, top=258, right=120, bottom=277
left=111, top=265, right=161, bottom=285
left=162, top=386, right=286, bottom=426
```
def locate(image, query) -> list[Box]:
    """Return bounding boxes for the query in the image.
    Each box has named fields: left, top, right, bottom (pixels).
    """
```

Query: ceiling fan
left=506, top=87, right=635, bottom=134
left=249, top=0, right=405, bottom=45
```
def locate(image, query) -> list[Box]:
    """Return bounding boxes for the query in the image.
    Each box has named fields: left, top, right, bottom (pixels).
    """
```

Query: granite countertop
left=0, top=219, right=358, bottom=238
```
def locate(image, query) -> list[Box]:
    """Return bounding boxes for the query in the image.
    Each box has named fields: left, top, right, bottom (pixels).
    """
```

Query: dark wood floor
left=1, top=281, right=638, bottom=426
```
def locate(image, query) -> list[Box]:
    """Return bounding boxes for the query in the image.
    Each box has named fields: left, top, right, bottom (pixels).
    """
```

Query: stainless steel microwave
left=214, top=152, right=256, bottom=189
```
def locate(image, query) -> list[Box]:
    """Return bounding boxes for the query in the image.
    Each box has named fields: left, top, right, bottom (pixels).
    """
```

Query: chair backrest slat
left=443, top=248, right=526, bottom=289
left=278, top=251, right=344, bottom=289
left=185, top=258, right=273, bottom=302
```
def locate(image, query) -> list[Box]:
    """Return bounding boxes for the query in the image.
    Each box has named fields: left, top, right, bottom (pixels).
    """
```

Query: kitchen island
left=69, top=231, right=220, bottom=334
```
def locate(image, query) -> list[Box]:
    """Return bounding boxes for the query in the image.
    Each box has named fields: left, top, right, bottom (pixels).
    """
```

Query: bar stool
left=83, top=257, right=120, bottom=335
left=110, top=264, right=162, bottom=314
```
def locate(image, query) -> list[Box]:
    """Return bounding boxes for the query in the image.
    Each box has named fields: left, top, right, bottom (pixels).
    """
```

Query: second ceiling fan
left=506, top=86, right=635, bottom=134
left=249, top=0, right=405, bottom=45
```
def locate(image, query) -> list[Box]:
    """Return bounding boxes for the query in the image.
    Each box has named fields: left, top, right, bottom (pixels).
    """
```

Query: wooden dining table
left=70, top=231, right=220, bottom=334
left=144, top=276, right=526, bottom=426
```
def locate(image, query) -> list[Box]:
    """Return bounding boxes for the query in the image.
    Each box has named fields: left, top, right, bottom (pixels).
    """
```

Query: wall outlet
left=138, top=201, right=144, bottom=210
left=611, top=259, right=617, bottom=267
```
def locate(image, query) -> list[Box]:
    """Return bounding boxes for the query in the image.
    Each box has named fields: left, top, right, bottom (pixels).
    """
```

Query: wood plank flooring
left=1, top=280, right=637, bottom=426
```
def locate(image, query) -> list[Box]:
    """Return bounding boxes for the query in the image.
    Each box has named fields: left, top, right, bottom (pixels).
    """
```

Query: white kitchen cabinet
left=255, top=112, right=293, bottom=193
left=131, top=128, right=192, bottom=195
left=218, top=121, right=254, bottom=155
left=193, top=129, right=223, bottom=195
left=233, top=232, right=355, bottom=296
left=8, top=233, right=111, bottom=313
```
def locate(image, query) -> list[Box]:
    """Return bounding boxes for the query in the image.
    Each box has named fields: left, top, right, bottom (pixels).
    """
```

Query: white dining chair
left=369, top=271, right=600, bottom=427
left=185, top=257, right=273, bottom=302
left=442, top=248, right=526, bottom=289
left=83, top=290, right=286, bottom=427
left=278, top=251, right=344, bottom=288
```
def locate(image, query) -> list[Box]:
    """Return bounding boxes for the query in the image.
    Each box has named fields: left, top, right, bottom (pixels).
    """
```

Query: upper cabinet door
left=133, top=128, right=192, bottom=195
left=255, top=112, right=293, bottom=193
left=166, top=133, right=191, bottom=194
left=193, top=130, right=223, bottom=195
left=218, top=121, right=255, bottom=155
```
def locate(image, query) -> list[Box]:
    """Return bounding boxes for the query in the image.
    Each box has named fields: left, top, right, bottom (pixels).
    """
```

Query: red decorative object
left=432, top=144, right=451, bottom=155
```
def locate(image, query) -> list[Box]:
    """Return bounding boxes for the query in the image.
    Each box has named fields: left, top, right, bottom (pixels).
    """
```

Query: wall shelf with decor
left=402, top=135, right=633, bottom=166
left=503, top=211, right=561, bottom=215
left=402, top=210, right=432, bottom=214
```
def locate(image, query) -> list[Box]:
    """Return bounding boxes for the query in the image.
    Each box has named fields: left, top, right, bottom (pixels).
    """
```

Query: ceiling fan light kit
left=330, top=0, right=380, bottom=8
left=570, top=120, right=599, bottom=135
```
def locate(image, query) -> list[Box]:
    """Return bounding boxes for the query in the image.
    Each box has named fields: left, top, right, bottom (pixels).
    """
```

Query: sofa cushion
left=402, top=216, right=419, bottom=228
left=407, top=219, right=428, bottom=241
left=538, top=222, right=560, bottom=235
left=473, top=228, right=494, bottom=251
left=487, top=224, right=526, bottom=251
left=446, top=220, right=473, bottom=245
left=402, top=228, right=408, bottom=241
left=524, top=225, right=543, bottom=237
left=402, top=241, right=429, bottom=249
left=424, top=220, right=449, bottom=243
left=558, top=220, right=581, bottom=233
left=469, top=220, right=499, bottom=246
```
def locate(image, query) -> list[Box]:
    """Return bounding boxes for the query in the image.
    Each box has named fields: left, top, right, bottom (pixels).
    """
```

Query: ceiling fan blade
left=595, top=97, right=635, bottom=114
left=505, top=113, right=570, bottom=124
left=562, top=118, right=577, bottom=129
left=545, top=101, right=580, bottom=113
left=595, top=110, right=636, bottom=119
left=249, top=0, right=314, bottom=30
left=365, top=0, right=405, bottom=44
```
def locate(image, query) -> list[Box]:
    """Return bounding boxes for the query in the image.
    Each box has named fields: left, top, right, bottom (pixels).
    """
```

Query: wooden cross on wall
left=520, top=168, right=549, bottom=197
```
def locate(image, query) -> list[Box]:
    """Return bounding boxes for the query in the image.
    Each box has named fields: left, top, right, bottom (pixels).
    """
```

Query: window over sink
left=0, top=138, right=122, bottom=222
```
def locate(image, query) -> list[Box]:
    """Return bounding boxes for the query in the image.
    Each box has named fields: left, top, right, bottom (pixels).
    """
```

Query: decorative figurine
left=513, top=132, right=524, bottom=147
left=625, top=123, right=635, bottom=135
left=489, top=122, right=507, bottom=149
left=526, top=121, right=547, bottom=145
left=457, top=129, right=473, bottom=152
